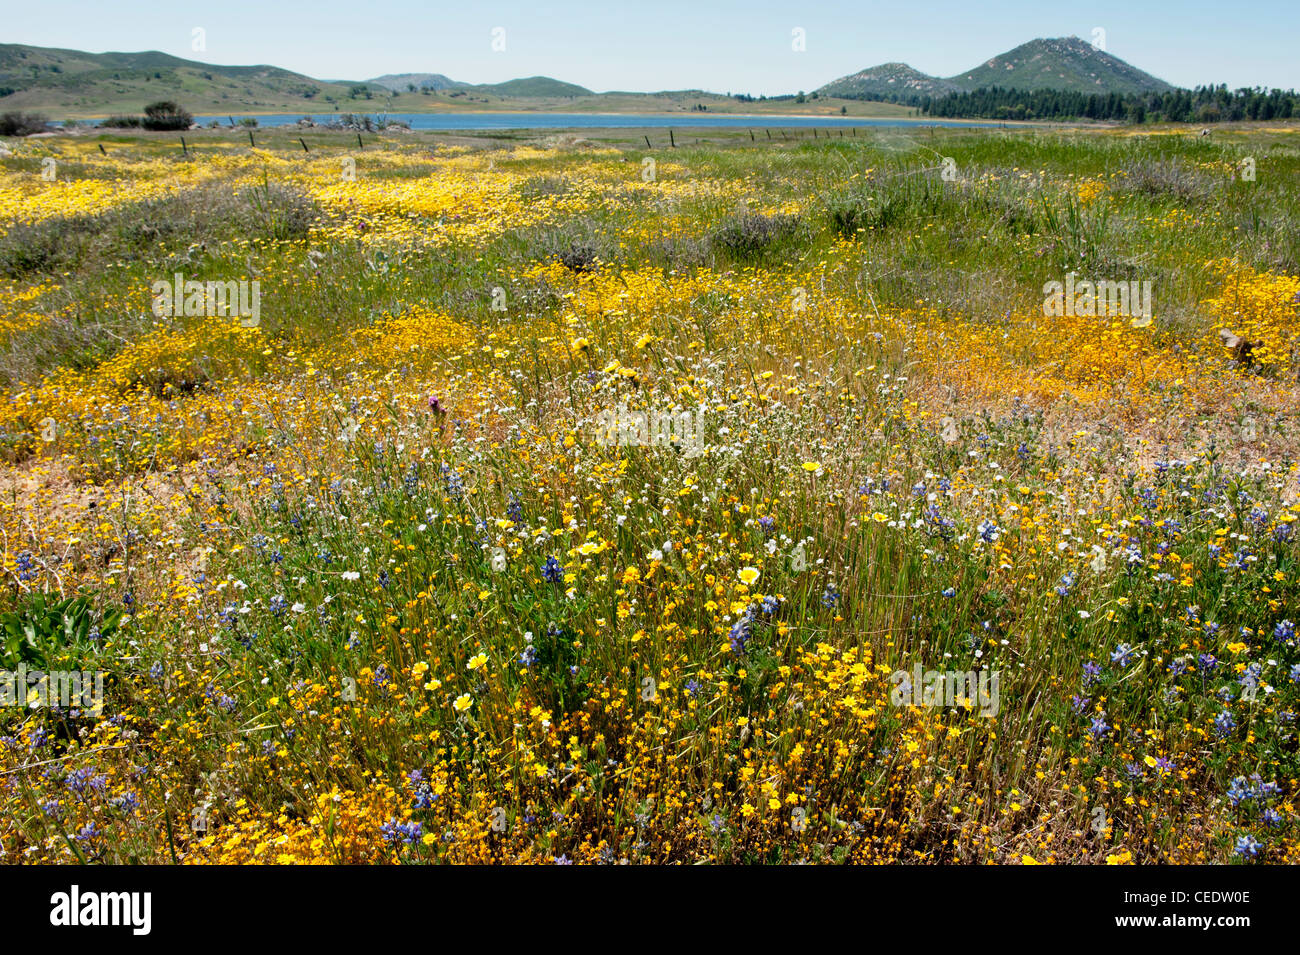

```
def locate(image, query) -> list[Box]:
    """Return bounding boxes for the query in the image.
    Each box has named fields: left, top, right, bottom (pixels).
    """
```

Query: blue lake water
left=192, top=112, right=1003, bottom=131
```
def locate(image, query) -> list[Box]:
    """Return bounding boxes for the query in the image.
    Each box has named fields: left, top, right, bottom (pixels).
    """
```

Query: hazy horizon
left=6, top=0, right=1299, bottom=96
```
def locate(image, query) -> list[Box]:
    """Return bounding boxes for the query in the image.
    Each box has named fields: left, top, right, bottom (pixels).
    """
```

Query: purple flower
left=1234, top=834, right=1261, bottom=857
left=541, top=556, right=564, bottom=584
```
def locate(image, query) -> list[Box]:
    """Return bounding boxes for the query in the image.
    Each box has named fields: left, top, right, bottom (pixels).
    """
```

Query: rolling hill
left=818, top=62, right=963, bottom=101
left=367, top=72, right=463, bottom=92
left=0, top=36, right=1178, bottom=119
left=367, top=73, right=592, bottom=98
left=818, top=36, right=1175, bottom=102
left=953, top=37, right=1174, bottom=94
left=0, top=43, right=384, bottom=115
left=476, top=76, right=592, bottom=98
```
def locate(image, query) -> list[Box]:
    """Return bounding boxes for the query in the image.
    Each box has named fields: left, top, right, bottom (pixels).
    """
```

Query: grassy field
left=0, top=121, right=1298, bottom=864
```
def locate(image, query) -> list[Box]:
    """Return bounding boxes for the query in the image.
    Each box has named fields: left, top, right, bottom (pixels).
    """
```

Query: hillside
left=953, top=37, right=1174, bottom=94
left=367, top=72, right=463, bottom=92
left=818, top=62, right=962, bottom=101
left=819, top=35, right=1175, bottom=102
left=2, top=36, right=1179, bottom=120
left=369, top=74, right=591, bottom=97
left=0, top=43, right=382, bottom=115
left=477, top=76, right=593, bottom=97
left=0, top=43, right=910, bottom=119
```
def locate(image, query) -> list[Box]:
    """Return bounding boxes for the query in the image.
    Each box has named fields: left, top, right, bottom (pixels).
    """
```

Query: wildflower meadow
left=1, top=120, right=1299, bottom=869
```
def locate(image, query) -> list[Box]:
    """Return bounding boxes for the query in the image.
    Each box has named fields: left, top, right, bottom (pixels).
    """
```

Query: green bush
left=0, top=111, right=49, bottom=137
left=141, top=100, right=193, bottom=131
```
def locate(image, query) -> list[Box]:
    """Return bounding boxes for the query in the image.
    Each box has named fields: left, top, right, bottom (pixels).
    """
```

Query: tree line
left=917, top=84, right=1299, bottom=122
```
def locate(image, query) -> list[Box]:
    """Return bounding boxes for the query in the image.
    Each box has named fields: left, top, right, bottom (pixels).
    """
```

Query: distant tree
left=141, top=100, right=193, bottom=130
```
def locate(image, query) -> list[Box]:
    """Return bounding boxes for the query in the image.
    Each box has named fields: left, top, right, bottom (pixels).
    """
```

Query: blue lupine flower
left=1234, top=835, right=1261, bottom=857
left=380, top=818, right=424, bottom=845
left=15, top=551, right=38, bottom=581
left=410, top=773, right=437, bottom=810
left=1239, top=663, right=1262, bottom=693
left=729, top=610, right=755, bottom=654
left=541, top=556, right=564, bottom=583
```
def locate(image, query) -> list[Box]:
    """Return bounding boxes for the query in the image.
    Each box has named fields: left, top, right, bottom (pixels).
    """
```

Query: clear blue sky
left=7, top=0, right=1297, bottom=95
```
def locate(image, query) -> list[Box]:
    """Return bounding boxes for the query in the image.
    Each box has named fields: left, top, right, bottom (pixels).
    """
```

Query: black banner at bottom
left=0, top=863, right=1274, bottom=942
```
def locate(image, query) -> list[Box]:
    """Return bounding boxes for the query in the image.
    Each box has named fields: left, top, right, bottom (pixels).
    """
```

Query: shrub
left=554, top=241, right=600, bottom=273
left=141, top=100, right=193, bottom=131
left=0, top=111, right=49, bottom=137
left=711, top=212, right=802, bottom=260
left=1119, top=159, right=1218, bottom=203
